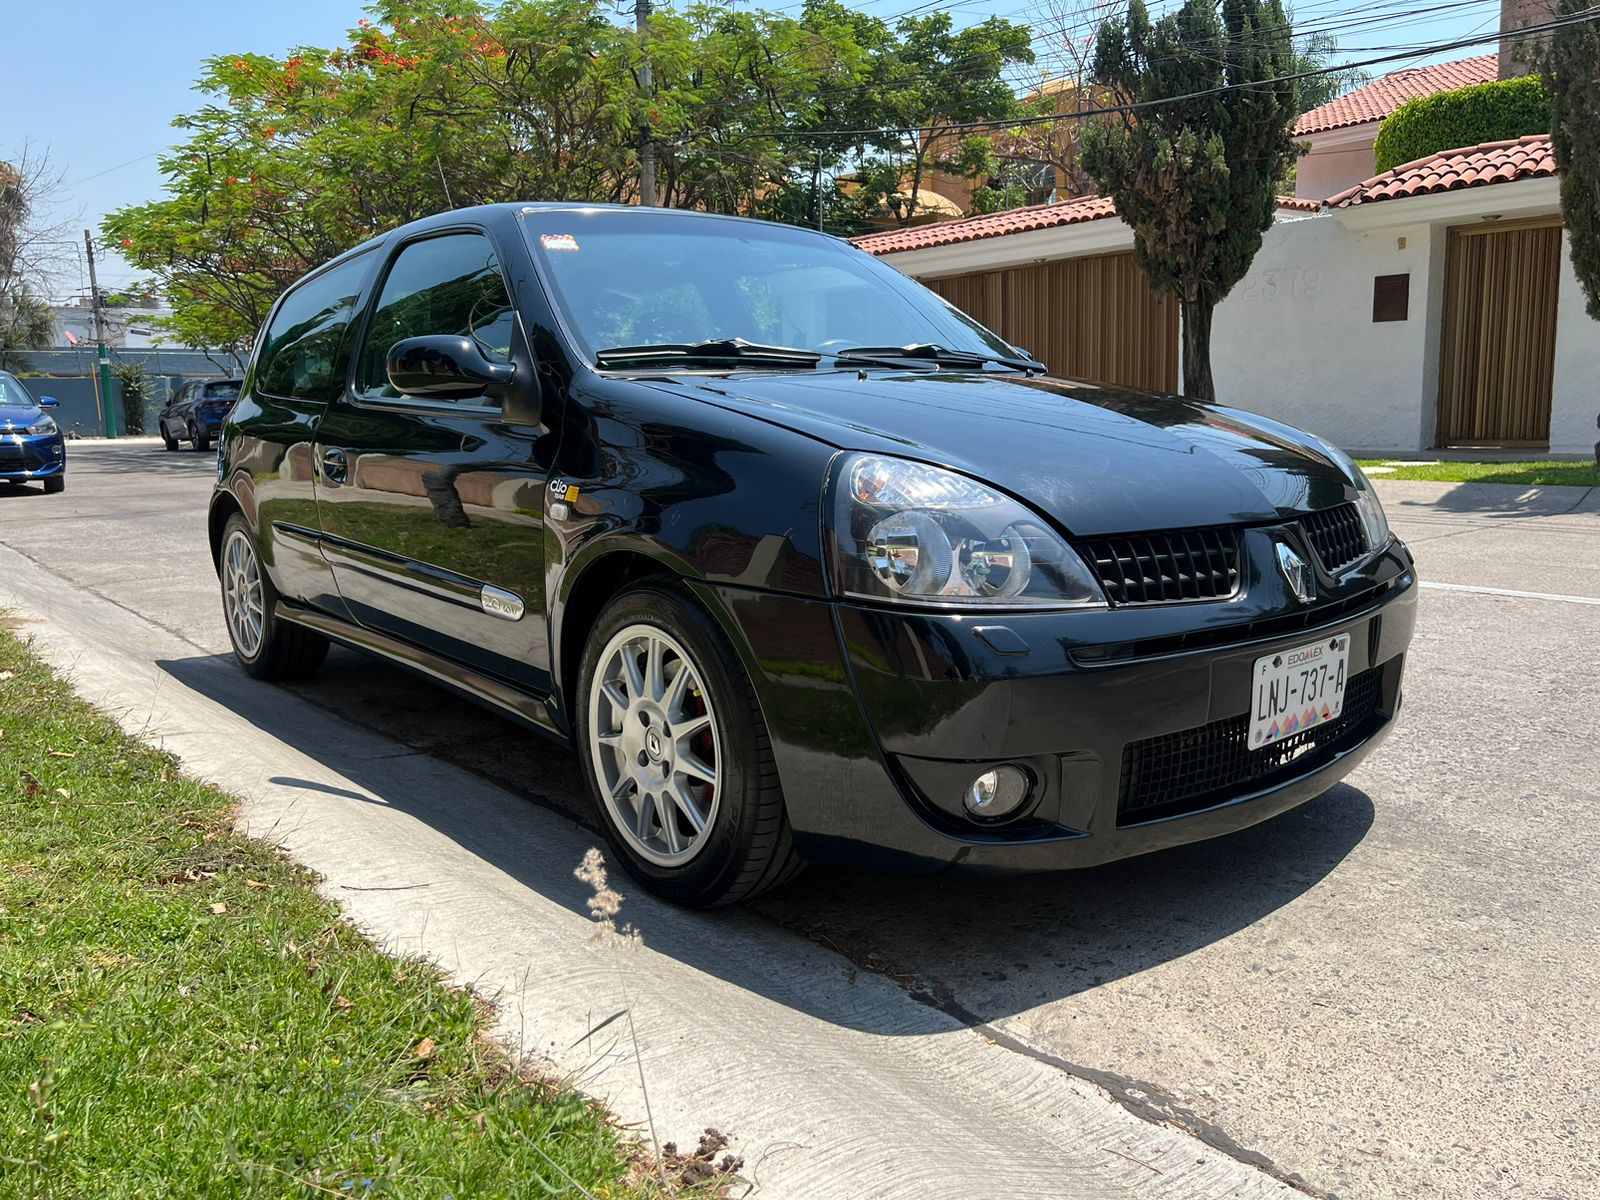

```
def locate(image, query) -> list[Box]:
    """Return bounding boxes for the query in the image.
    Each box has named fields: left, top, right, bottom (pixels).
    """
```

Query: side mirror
left=387, top=335, right=515, bottom=401
left=38, top=396, right=59, bottom=408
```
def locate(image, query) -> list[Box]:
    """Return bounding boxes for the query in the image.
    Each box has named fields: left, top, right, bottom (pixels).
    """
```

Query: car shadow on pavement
left=68, top=447, right=219, bottom=475
left=156, top=648, right=1374, bottom=1036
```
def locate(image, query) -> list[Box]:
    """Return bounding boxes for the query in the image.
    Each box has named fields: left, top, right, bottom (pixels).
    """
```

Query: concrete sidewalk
left=0, top=537, right=1302, bottom=1200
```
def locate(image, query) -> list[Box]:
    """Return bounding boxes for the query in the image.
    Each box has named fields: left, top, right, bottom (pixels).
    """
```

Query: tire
left=191, top=424, right=212, bottom=453
left=219, top=513, right=329, bottom=681
left=162, top=423, right=179, bottom=451
left=43, top=475, right=65, bottom=494
left=576, top=582, right=802, bottom=908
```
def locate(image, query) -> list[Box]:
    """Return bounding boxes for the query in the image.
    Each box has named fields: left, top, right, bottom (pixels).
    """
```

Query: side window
left=356, top=232, right=514, bottom=401
left=255, top=253, right=370, bottom=403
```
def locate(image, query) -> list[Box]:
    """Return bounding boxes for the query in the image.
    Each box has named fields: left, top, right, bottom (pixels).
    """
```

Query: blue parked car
left=0, top=371, right=66, bottom=494
left=158, top=376, right=243, bottom=452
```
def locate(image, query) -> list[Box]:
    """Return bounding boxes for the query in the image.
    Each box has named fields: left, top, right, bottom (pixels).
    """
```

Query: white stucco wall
left=1295, top=132, right=1379, bottom=202
left=1214, top=189, right=1597, bottom=457
left=1550, top=230, right=1600, bottom=456
left=1212, top=214, right=1440, bottom=454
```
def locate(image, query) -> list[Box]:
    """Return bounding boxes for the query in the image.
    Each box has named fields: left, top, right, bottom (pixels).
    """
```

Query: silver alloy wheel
left=588, top=624, right=721, bottom=867
left=222, top=528, right=265, bottom=660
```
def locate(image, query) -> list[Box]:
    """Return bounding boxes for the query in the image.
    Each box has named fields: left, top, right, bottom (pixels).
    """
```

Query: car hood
left=649, top=371, right=1358, bottom=536
left=0, top=405, right=45, bottom=430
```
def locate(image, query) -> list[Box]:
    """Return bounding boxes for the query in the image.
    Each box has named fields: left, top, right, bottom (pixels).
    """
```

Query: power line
left=767, top=4, right=1600, bottom=140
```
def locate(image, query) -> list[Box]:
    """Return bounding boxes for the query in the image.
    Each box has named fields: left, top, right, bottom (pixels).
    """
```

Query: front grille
left=1299, top=503, right=1369, bottom=575
left=1079, top=527, right=1241, bottom=605
left=1118, top=667, right=1384, bottom=824
left=0, top=444, right=38, bottom=472
left=1072, top=578, right=1398, bottom=665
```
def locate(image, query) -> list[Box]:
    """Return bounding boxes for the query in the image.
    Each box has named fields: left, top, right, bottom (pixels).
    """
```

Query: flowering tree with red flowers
left=106, top=0, right=871, bottom=354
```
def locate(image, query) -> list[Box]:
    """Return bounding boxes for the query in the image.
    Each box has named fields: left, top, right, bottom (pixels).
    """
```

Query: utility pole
left=636, top=0, right=656, bottom=207
left=815, top=150, right=825, bottom=231
left=83, top=229, right=117, bottom=439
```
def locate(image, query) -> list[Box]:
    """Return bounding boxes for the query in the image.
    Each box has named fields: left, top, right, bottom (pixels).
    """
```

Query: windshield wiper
left=829, top=343, right=1039, bottom=374
left=594, top=338, right=823, bottom=369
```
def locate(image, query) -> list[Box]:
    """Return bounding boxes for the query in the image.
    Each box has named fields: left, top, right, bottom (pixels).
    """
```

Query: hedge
left=1373, top=75, right=1552, bottom=174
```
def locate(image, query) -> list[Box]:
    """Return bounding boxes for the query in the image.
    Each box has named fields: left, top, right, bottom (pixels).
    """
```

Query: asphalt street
left=2, top=440, right=1596, bottom=1199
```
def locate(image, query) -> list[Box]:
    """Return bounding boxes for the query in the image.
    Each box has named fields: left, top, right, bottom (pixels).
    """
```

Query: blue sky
left=7, top=0, right=1506, bottom=298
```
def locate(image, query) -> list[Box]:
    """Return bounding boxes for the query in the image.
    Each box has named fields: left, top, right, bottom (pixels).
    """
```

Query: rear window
left=202, top=381, right=242, bottom=401
left=254, top=252, right=372, bottom=402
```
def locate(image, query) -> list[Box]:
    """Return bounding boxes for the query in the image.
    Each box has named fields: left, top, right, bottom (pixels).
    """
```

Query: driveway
left=3, top=441, right=1597, bottom=1199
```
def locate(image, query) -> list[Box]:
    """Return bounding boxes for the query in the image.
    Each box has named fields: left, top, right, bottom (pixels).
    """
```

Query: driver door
left=312, top=226, right=555, bottom=692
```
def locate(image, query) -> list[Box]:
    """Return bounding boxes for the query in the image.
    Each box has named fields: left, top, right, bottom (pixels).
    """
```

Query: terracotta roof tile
left=853, top=193, right=1329, bottom=255
left=1328, top=134, right=1555, bottom=207
left=1273, top=195, right=1324, bottom=213
left=851, top=194, right=1117, bottom=255
left=1295, top=54, right=1499, bottom=136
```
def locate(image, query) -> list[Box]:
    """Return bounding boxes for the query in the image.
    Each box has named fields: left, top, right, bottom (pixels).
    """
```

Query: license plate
left=1249, top=634, right=1350, bottom=750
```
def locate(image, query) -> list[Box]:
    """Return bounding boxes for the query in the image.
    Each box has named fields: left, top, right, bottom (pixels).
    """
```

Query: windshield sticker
left=541, top=233, right=580, bottom=252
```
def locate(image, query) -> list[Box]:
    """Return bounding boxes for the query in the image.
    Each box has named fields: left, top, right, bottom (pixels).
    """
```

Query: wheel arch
left=552, top=540, right=772, bottom=739
left=208, top=491, right=244, bottom=575
left=554, top=545, right=680, bottom=729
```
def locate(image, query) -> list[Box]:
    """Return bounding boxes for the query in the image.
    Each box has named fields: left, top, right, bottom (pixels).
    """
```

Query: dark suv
left=160, top=376, right=243, bottom=451
left=211, top=204, right=1415, bottom=907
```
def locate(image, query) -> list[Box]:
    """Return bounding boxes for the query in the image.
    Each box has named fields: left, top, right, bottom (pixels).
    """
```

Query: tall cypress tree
left=1081, top=0, right=1300, bottom=401
left=1546, top=0, right=1600, bottom=320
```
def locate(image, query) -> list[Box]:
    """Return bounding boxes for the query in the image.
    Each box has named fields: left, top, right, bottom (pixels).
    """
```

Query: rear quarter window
left=254, top=253, right=372, bottom=402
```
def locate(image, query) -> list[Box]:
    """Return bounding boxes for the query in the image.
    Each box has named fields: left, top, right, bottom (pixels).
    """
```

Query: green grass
left=0, top=628, right=697, bottom=1199
left=1357, top=459, right=1600, bottom=487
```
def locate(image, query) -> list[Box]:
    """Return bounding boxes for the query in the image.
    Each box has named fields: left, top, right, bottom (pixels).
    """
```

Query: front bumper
left=0, top=434, right=66, bottom=480
left=713, top=534, right=1416, bottom=874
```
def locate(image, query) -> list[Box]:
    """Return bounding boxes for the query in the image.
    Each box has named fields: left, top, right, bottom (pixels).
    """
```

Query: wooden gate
left=1437, top=219, right=1562, bottom=447
left=925, top=252, right=1178, bottom=392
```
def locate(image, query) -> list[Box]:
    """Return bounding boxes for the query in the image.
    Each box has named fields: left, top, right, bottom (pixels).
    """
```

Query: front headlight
left=1351, top=479, right=1390, bottom=551
left=827, top=453, right=1107, bottom=608
left=24, top=416, right=58, bottom=436
left=1315, top=438, right=1391, bottom=552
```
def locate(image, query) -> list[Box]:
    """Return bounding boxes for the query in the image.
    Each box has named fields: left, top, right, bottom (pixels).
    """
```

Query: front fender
left=543, top=378, right=839, bottom=731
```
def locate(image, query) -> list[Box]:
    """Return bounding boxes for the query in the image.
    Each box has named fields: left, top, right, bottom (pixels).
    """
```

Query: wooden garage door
left=925, top=252, right=1178, bottom=392
left=1437, top=219, right=1561, bottom=447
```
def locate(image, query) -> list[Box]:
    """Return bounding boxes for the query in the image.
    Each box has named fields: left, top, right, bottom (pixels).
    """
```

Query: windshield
left=0, top=371, right=36, bottom=408
left=522, top=210, right=1017, bottom=365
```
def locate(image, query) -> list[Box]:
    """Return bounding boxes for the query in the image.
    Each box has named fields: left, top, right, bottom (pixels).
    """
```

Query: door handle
left=319, top=446, right=348, bottom=484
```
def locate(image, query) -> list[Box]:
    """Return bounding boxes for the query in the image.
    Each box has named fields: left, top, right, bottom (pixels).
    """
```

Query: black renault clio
left=211, top=203, right=1415, bottom=906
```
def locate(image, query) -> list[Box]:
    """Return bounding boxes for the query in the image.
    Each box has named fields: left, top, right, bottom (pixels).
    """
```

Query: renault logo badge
left=1275, top=542, right=1314, bottom=603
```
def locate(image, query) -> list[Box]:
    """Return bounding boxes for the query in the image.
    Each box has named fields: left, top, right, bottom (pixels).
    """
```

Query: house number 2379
left=1240, top=267, right=1322, bottom=302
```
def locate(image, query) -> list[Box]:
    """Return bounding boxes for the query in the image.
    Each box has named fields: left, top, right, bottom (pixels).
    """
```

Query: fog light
left=963, top=764, right=1031, bottom=820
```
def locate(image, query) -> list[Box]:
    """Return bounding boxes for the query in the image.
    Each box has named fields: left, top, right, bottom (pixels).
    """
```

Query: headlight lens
left=1352, top=482, right=1390, bottom=551
left=24, top=416, right=58, bottom=436
left=1315, top=439, right=1391, bottom=552
left=829, top=454, right=1106, bottom=608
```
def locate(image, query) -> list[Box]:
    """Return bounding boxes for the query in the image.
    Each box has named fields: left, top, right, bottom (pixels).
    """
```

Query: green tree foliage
left=0, top=289, right=52, bottom=372
left=851, top=11, right=1036, bottom=226
left=1, top=154, right=63, bottom=369
left=1545, top=0, right=1600, bottom=321
left=110, top=362, right=153, bottom=435
left=1373, top=75, right=1551, bottom=173
left=1081, top=0, right=1301, bottom=400
left=108, top=0, right=1035, bottom=347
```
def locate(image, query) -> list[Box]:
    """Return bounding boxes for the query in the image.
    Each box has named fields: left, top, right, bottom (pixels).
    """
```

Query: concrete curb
left=0, top=541, right=1303, bottom=1199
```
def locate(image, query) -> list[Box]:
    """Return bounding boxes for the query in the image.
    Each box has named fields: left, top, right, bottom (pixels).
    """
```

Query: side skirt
left=274, top=601, right=571, bottom=746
